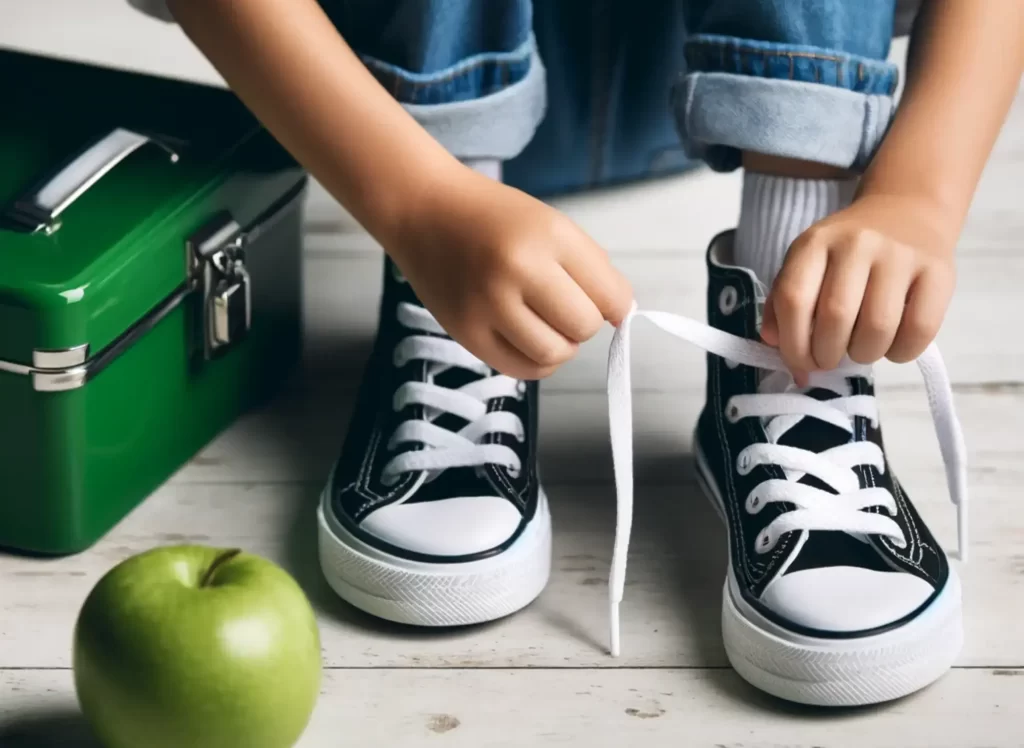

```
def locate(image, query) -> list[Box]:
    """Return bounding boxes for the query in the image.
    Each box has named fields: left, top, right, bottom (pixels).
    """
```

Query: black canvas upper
left=695, top=236, right=949, bottom=638
left=327, top=259, right=540, bottom=563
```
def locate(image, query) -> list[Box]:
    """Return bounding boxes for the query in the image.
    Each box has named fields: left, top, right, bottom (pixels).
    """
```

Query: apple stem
left=200, top=548, right=242, bottom=588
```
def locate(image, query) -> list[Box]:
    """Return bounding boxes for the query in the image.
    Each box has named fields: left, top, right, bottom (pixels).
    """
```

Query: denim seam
left=360, top=37, right=534, bottom=84
left=377, top=61, right=528, bottom=104
left=691, top=41, right=849, bottom=66
left=687, top=38, right=882, bottom=66
left=360, top=37, right=534, bottom=106
left=392, top=60, right=517, bottom=92
left=685, top=37, right=897, bottom=96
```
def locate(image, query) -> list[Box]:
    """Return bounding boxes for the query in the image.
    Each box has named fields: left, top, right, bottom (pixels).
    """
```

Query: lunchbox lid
left=0, top=50, right=299, bottom=375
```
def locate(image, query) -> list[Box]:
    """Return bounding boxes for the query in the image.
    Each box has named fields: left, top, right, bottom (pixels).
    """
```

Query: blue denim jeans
left=322, top=0, right=921, bottom=195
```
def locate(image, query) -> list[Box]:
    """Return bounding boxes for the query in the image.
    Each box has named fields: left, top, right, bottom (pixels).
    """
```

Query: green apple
left=73, top=546, right=321, bottom=748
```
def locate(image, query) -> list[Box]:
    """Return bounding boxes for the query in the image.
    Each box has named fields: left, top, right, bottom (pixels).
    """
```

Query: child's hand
left=760, top=194, right=957, bottom=383
left=389, top=166, right=633, bottom=380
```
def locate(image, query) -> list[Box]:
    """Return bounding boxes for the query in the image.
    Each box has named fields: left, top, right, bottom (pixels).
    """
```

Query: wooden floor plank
left=2, top=443, right=1018, bottom=670
left=3, top=667, right=1024, bottom=748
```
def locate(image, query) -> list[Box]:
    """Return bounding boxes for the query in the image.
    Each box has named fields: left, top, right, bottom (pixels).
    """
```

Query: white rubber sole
left=695, top=442, right=963, bottom=706
left=318, top=486, right=552, bottom=627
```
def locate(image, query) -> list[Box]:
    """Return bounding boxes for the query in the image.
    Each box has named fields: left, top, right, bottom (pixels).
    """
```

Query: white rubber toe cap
left=360, top=496, right=523, bottom=557
left=760, top=566, right=936, bottom=632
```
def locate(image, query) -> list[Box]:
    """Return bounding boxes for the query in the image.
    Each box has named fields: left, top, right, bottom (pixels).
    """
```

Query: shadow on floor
left=703, top=668, right=898, bottom=718
left=257, top=335, right=373, bottom=483
left=0, top=709, right=99, bottom=748
left=649, top=452, right=730, bottom=664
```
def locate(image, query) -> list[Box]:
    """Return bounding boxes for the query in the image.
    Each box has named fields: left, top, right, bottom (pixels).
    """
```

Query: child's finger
left=760, top=296, right=808, bottom=386
left=768, top=238, right=829, bottom=377
left=498, top=304, right=578, bottom=370
left=848, top=261, right=912, bottom=364
left=558, top=231, right=633, bottom=325
left=484, top=329, right=560, bottom=381
left=810, top=250, right=871, bottom=370
left=523, top=266, right=604, bottom=343
left=886, top=268, right=953, bottom=363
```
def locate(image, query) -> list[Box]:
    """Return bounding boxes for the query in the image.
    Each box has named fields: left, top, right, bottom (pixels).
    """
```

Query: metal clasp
left=187, top=212, right=252, bottom=359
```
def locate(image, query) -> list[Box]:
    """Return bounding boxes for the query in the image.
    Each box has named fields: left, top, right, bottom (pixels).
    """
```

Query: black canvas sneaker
left=605, top=231, right=968, bottom=706
left=317, top=260, right=551, bottom=626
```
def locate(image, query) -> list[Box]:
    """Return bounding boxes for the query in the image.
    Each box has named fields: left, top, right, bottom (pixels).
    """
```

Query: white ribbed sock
left=734, top=173, right=858, bottom=285
left=462, top=158, right=503, bottom=182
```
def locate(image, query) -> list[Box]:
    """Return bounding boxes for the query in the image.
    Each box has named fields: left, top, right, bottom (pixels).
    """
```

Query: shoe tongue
left=775, top=387, right=854, bottom=454
left=420, top=362, right=491, bottom=434
left=751, top=277, right=769, bottom=333
left=433, top=367, right=484, bottom=391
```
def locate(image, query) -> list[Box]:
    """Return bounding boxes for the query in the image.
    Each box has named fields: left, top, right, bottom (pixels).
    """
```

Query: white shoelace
left=606, top=303, right=968, bottom=656
left=381, top=302, right=525, bottom=485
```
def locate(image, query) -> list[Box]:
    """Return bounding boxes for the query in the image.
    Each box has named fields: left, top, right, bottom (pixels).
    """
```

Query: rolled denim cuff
left=674, top=72, right=895, bottom=172
left=366, top=36, right=547, bottom=161
left=674, top=35, right=899, bottom=172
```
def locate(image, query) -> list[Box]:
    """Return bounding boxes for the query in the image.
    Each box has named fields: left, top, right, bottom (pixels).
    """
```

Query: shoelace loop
left=381, top=302, right=526, bottom=485
left=606, top=302, right=968, bottom=657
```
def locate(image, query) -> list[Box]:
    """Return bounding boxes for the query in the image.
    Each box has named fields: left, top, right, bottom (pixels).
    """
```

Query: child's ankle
left=734, top=171, right=858, bottom=285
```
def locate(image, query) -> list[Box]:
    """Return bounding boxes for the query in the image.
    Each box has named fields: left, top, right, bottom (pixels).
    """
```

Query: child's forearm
left=858, top=0, right=1024, bottom=241
left=167, top=0, right=460, bottom=245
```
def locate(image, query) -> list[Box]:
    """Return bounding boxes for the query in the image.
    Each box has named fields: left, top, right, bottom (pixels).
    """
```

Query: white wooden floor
left=2, top=4, right=1024, bottom=747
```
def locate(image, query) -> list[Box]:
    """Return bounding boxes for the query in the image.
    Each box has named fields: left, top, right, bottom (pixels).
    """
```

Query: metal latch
left=187, top=212, right=252, bottom=359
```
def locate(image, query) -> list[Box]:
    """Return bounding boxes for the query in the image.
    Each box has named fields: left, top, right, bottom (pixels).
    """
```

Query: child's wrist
left=376, top=158, right=475, bottom=266
left=851, top=187, right=961, bottom=253
left=356, top=153, right=462, bottom=254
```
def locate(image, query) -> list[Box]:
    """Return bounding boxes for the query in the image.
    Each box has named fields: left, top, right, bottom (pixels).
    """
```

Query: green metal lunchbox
left=0, top=51, right=307, bottom=555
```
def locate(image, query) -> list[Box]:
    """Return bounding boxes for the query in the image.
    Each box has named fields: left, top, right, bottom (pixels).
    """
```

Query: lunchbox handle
left=3, top=128, right=179, bottom=235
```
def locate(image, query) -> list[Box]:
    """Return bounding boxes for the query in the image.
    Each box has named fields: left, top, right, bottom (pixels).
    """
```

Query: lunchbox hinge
left=187, top=212, right=252, bottom=359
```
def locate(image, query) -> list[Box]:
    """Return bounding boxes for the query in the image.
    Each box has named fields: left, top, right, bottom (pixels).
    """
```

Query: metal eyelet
left=718, top=286, right=739, bottom=316
left=745, top=493, right=761, bottom=513
left=737, top=451, right=752, bottom=474
left=515, top=380, right=527, bottom=400
left=755, top=529, right=775, bottom=554
left=725, top=402, right=741, bottom=423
